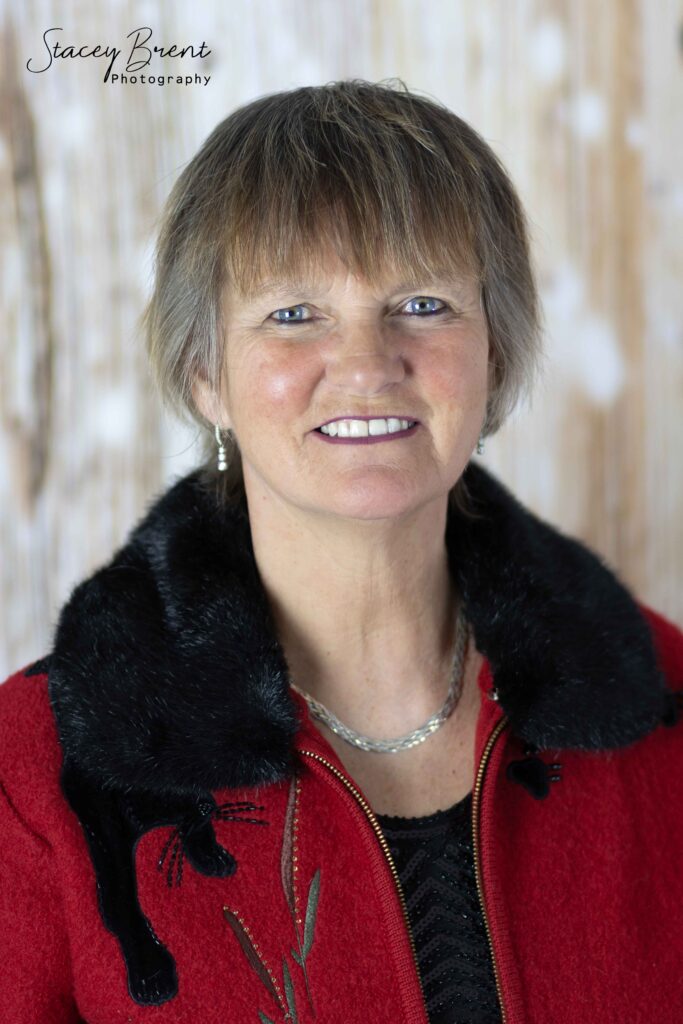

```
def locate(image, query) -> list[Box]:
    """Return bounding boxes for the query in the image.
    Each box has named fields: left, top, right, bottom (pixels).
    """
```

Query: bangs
left=220, top=92, right=484, bottom=299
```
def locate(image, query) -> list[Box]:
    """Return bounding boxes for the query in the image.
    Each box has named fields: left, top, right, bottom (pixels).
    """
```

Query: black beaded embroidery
left=376, top=793, right=501, bottom=1024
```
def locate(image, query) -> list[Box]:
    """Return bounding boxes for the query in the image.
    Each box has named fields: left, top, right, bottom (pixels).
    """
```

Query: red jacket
left=1, top=462, right=682, bottom=1023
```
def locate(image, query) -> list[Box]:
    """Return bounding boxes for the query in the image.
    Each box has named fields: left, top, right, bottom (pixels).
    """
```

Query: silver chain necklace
left=288, top=605, right=470, bottom=753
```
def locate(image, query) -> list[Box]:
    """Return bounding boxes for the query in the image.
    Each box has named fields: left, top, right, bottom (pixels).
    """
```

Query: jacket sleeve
left=0, top=778, right=83, bottom=1023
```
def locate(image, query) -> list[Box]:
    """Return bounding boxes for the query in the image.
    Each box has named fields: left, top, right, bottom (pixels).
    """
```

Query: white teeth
left=320, top=418, right=416, bottom=436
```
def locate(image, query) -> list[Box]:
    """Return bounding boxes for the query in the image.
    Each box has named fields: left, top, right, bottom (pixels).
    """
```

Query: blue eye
left=270, top=305, right=311, bottom=324
left=267, top=296, right=451, bottom=326
left=402, top=296, right=447, bottom=316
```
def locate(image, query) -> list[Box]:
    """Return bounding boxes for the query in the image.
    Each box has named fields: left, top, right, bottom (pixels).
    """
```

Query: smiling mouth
left=313, top=420, right=420, bottom=444
left=315, top=417, right=419, bottom=437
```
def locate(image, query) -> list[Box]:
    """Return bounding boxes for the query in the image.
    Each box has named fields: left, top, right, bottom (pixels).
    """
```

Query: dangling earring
left=215, top=423, right=228, bottom=471
left=476, top=433, right=485, bottom=455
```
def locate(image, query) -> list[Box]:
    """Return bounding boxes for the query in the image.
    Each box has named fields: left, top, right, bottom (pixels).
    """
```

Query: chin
left=304, top=475, right=438, bottom=522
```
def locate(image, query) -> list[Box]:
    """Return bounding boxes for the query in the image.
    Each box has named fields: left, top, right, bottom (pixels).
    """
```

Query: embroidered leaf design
left=282, top=957, right=299, bottom=1024
left=258, top=1014, right=276, bottom=1024
left=278, top=776, right=320, bottom=1018
left=223, top=907, right=282, bottom=1008
left=281, top=772, right=312, bottom=1008
left=280, top=774, right=298, bottom=919
left=302, top=868, right=320, bottom=958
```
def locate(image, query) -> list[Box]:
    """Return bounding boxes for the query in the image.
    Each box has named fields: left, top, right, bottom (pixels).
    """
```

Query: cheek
left=230, top=348, right=317, bottom=422
left=419, top=333, right=488, bottom=407
left=263, top=368, right=306, bottom=406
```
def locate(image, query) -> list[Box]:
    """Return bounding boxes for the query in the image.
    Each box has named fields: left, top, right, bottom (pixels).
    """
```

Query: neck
left=244, top=477, right=462, bottom=739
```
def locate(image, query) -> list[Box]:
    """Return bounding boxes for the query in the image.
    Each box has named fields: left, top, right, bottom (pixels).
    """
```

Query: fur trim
left=445, top=467, right=670, bottom=750
left=37, top=461, right=671, bottom=1004
left=45, top=461, right=669, bottom=799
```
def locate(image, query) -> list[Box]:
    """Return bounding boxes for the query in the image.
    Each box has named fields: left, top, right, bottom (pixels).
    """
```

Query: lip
left=314, top=414, right=421, bottom=430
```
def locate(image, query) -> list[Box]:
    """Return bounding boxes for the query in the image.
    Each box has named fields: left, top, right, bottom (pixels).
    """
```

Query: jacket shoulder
left=0, top=660, right=65, bottom=833
left=636, top=601, right=683, bottom=693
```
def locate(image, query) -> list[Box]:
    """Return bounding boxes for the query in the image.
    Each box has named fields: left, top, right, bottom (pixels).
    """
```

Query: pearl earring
left=476, top=434, right=485, bottom=455
left=215, top=423, right=228, bottom=471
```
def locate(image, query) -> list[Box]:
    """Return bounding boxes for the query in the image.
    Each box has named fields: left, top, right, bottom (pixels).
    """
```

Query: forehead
left=231, top=267, right=479, bottom=305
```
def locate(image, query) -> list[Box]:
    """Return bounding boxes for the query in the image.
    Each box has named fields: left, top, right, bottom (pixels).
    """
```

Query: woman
left=1, top=79, right=682, bottom=1024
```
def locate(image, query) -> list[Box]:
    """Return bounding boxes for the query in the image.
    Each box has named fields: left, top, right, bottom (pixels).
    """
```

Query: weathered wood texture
left=1, top=1, right=681, bottom=675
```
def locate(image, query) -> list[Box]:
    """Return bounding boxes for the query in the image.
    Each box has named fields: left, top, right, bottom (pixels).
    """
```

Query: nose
left=323, top=323, right=406, bottom=395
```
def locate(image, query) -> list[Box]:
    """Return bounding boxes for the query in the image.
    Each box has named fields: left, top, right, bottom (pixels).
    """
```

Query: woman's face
left=195, top=253, right=489, bottom=521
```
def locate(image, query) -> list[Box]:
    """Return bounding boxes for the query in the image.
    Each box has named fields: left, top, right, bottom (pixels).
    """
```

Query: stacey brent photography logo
left=26, top=26, right=212, bottom=87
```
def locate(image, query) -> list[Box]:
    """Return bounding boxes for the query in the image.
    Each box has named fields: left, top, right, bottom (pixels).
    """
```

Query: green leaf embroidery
left=289, top=867, right=321, bottom=1014
left=302, top=868, right=320, bottom=959
left=227, top=773, right=322, bottom=1024
left=282, top=956, right=299, bottom=1024
left=280, top=776, right=298, bottom=920
left=279, top=774, right=317, bottom=1014
left=223, top=907, right=282, bottom=1009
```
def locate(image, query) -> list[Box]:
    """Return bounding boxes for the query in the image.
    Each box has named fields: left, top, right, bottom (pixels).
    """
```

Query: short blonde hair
left=142, top=78, right=544, bottom=517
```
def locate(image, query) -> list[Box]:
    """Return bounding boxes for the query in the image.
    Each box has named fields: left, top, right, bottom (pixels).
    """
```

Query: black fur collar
left=33, top=461, right=676, bottom=1006
left=44, top=461, right=670, bottom=801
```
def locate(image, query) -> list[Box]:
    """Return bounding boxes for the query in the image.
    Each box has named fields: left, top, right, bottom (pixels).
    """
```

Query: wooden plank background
left=1, top=0, right=681, bottom=676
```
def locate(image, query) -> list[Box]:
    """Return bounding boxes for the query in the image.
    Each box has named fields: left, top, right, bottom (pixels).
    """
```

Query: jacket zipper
left=471, top=715, right=509, bottom=1023
left=298, top=749, right=427, bottom=1013
left=302, top=718, right=509, bottom=1022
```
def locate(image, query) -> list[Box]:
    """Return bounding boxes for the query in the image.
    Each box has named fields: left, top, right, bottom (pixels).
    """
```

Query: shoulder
left=0, top=658, right=58, bottom=755
left=630, top=600, right=683, bottom=749
left=636, top=600, right=683, bottom=693
left=0, top=659, right=66, bottom=837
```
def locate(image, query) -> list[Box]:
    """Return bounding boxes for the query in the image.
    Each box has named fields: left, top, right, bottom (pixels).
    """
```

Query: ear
left=191, top=376, right=233, bottom=431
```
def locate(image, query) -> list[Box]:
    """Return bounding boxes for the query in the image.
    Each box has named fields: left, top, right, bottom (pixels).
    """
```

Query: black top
left=375, top=793, right=501, bottom=1024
